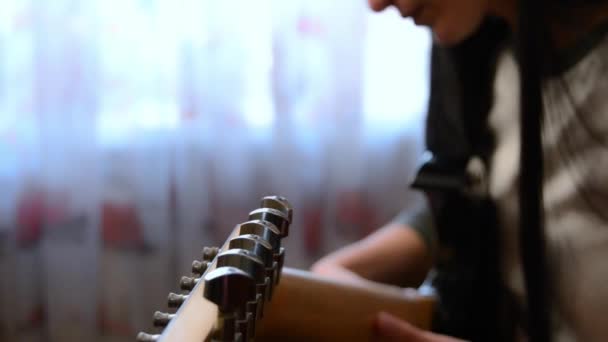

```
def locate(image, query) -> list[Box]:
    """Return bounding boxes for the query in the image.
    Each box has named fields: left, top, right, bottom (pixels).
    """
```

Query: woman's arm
left=310, top=219, right=434, bottom=288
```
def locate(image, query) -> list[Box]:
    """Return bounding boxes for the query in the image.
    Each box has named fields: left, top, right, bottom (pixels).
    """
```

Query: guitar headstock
left=137, top=196, right=292, bottom=342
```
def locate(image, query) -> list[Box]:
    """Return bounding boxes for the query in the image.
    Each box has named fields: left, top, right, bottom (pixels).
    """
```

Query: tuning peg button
left=260, top=195, right=293, bottom=224
left=192, top=260, right=209, bottom=275
left=202, top=246, right=220, bottom=262
left=153, top=311, right=175, bottom=327
left=180, top=276, right=200, bottom=291
left=167, top=292, right=188, bottom=308
left=229, top=234, right=276, bottom=299
left=238, top=220, right=285, bottom=288
left=216, top=250, right=265, bottom=287
left=248, top=208, right=290, bottom=238
left=136, top=332, right=159, bottom=342
left=229, top=235, right=273, bottom=268
left=238, top=220, right=281, bottom=253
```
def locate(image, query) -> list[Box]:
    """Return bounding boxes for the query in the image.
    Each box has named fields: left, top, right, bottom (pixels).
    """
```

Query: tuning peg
left=248, top=208, right=290, bottom=238
left=202, top=246, right=220, bottom=262
left=229, top=235, right=273, bottom=268
left=216, top=249, right=268, bottom=320
left=153, top=311, right=175, bottom=327
left=167, top=292, right=188, bottom=308
left=136, top=332, right=159, bottom=342
left=192, top=260, right=209, bottom=275
left=180, top=276, right=200, bottom=291
left=238, top=220, right=281, bottom=253
left=229, top=234, right=276, bottom=299
left=204, top=267, right=257, bottom=341
left=260, top=195, right=293, bottom=223
left=275, top=247, right=286, bottom=285
left=216, top=250, right=265, bottom=287
left=238, top=220, right=285, bottom=285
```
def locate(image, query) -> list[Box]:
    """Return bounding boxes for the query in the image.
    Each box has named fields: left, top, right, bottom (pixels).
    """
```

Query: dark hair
left=516, top=0, right=551, bottom=340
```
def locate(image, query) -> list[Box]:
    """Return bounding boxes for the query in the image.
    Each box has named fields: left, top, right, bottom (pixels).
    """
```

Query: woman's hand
left=373, top=312, right=466, bottom=342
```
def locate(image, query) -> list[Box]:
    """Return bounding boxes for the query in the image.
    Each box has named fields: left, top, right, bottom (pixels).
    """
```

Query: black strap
left=516, top=1, right=552, bottom=341
left=415, top=17, right=516, bottom=342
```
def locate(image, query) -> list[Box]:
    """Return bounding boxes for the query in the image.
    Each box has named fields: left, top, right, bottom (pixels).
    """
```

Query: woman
left=312, top=0, right=608, bottom=341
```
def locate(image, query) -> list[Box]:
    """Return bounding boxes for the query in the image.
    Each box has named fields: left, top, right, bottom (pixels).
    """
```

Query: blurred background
left=0, top=0, right=430, bottom=341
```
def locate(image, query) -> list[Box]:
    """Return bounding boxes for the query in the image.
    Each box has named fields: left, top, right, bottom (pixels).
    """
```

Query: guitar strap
left=411, top=18, right=518, bottom=342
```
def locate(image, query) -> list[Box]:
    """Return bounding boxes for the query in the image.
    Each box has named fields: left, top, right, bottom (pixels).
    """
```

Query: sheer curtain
left=0, top=0, right=430, bottom=340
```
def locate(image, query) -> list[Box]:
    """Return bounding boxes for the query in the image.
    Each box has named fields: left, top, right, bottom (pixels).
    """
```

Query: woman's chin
left=431, top=18, right=486, bottom=47
left=431, top=27, right=465, bottom=47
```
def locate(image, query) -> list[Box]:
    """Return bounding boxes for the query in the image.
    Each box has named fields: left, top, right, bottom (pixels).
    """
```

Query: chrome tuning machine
left=204, top=267, right=257, bottom=341
left=136, top=332, right=159, bottom=342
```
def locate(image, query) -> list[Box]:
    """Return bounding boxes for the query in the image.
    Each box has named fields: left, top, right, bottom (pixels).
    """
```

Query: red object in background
left=16, top=188, right=69, bottom=246
left=303, top=205, right=323, bottom=256
left=336, top=190, right=377, bottom=238
left=297, top=16, right=325, bottom=37
left=101, top=202, right=143, bottom=247
left=14, top=304, right=46, bottom=333
left=97, top=304, right=132, bottom=337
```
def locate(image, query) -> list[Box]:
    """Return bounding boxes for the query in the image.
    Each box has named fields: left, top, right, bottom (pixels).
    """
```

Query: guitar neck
left=138, top=196, right=435, bottom=342
left=256, top=267, right=435, bottom=341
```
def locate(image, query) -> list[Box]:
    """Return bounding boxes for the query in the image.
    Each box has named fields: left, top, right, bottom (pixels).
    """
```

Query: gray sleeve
left=391, top=201, right=437, bottom=257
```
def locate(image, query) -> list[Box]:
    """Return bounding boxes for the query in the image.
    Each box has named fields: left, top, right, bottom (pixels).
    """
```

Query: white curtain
left=0, top=0, right=430, bottom=340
